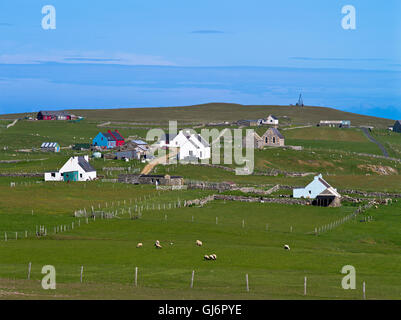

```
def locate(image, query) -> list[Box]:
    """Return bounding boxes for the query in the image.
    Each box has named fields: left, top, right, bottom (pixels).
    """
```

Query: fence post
left=80, top=266, right=84, bottom=283
left=190, top=270, right=195, bottom=288
left=245, top=274, right=249, bottom=292
left=135, top=267, right=138, bottom=287
left=363, top=281, right=366, bottom=300
left=304, top=277, right=307, bottom=296
left=28, top=262, right=32, bottom=280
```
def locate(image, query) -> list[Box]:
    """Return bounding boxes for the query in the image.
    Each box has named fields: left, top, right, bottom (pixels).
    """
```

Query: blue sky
left=0, top=0, right=400, bottom=118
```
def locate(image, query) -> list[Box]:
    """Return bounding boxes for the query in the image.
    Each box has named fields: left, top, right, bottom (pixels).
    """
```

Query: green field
left=1, top=180, right=401, bottom=300
left=0, top=108, right=401, bottom=299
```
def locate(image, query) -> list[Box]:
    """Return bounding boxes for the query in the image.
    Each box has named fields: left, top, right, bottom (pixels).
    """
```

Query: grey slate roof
left=270, top=127, right=284, bottom=139
left=78, top=156, right=96, bottom=172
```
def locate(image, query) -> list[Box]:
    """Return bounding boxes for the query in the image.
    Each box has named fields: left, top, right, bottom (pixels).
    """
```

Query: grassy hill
left=1, top=106, right=401, bottom=299
left=0, top=103, right=395, bottom=128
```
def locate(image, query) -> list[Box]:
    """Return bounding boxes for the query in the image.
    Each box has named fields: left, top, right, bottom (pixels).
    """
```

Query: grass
left=1, top=185, right=401, bottom=299
left=0, top=111, right=401, bottom=299
left=281, top=127, right=383, bottom=155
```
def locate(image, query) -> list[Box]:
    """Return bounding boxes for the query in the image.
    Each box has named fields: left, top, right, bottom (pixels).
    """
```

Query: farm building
left=392, top=120, right=401, bottom=133
left=92, top=130, right=125, bottom=149
left=114, top=140, right=149, bottom=160
left=237, top=119, right=259, bottom=127
left=293, top=174, right=341, bottom=207
left=40, top=142, right=60, bottom=152
left=318, top=120, right=351, bottom=128
left=158, top=130, right=210, bottom=161
left=37, top=111, right=72, bottom=120
left=259, top=115, right=279, bottom=126
left=119, top=174, right=184, bottom=186
left=45, top=155, right=97, bottom=182
left=115, top=150, right=137, bottom=160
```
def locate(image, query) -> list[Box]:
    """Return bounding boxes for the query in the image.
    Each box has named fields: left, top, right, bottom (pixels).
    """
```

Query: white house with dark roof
left=293, top=174, right=341, bottom=199
left=45, top=156, right=97, bottom=182
left=158, top=130, right=210, bottom=160
left=260, top=115, right=279, bottom=125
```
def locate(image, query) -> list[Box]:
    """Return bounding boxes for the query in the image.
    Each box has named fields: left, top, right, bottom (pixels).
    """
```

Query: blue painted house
left=92, top=130, right=124, bottom=149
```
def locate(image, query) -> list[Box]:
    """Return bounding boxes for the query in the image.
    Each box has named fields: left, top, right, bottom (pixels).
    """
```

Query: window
left=273, top=137, right=276, bottom=143
left=51, top=173, right=55, bottom=177
left=80, top=174, right=82, bottom=178
left=265, top=137, right=268, bottom=143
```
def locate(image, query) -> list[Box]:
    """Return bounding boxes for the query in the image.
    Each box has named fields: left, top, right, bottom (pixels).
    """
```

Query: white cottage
left=45, top=155, right=97, bottom=182
left=260, top=115, right=279, bottom=125
left=293, top=174, right=340, bottom=199
left=159, top=130, right=211, bottom=160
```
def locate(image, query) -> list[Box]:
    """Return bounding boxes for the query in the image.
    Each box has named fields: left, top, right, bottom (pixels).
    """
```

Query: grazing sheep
left=155, top=240, right=162, bottom=249
left=136, top=242, right=143, bottom=248
left=210, top=254, right=216, bottom=260
left=196, top=240, right=203, bottom=246
left=284, top=245, right=290, bottom=251
left=204, top=255, right=210, bottom=260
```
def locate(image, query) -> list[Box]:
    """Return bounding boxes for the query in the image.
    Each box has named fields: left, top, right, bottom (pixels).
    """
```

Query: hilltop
left=0, top=103, right=394, bottom=128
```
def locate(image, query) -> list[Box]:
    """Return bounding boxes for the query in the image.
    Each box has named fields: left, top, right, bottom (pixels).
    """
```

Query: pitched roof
left=77, top=156, right=96, bottom=172
left=103, top=132, right=116, bottom=141
left=268, top=115, right=278, bottom=120
left=319, top=188, right=341, bottom=197
left=318, top=177, right=331, bottom=189
left=111, top=131, right=124, bottom=141
left=266, top=127, right=284, bottom=139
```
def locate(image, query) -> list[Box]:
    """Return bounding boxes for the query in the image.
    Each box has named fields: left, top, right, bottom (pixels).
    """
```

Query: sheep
left=210, top=254, right=217, bottom=260
left=155, top=240, right=162, bottom=249
left=136, top=242, right=143, bottom=248
left=284, top=244, right=290, bottom=251
left=204, top=255, right=210, bottom=260
left=196, top=240, right=203, bottom=246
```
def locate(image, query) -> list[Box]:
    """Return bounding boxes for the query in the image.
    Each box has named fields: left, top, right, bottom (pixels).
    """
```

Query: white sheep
left=284, top=244, right=290, bottom=251
left=136, top=242, right=143, bottom=248
left=196, top=240, right=203, bottom=246
left=155, top=240, right=162, bottom=249
left=204, top=255, right=210, bottom=260
left=210, top=254, right=217, bottom=260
